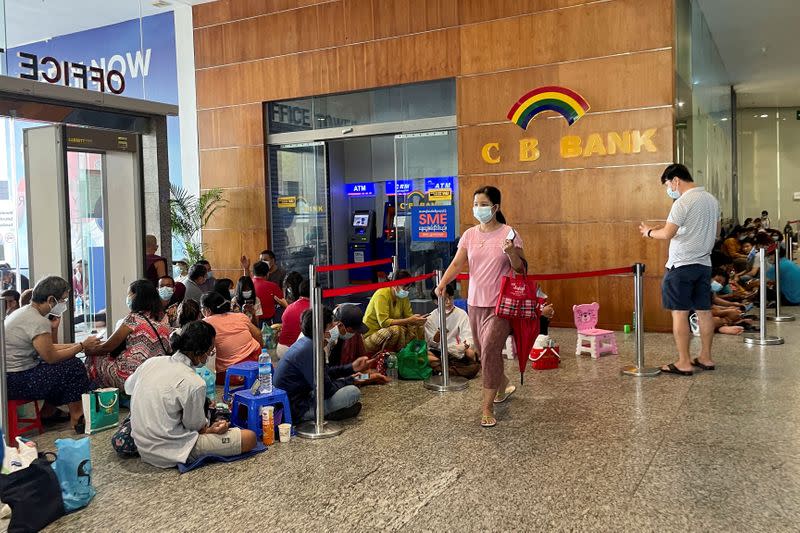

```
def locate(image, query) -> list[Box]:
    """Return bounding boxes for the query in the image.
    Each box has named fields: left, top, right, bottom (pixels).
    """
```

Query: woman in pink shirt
left=436, top=186, right=526, bottom=428
left=201, top=292, right=263, bottom=383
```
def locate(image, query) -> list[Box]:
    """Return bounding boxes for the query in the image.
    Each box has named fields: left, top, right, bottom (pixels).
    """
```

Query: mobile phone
left=506, top=228, right=516, bottom=241
left=357, top=373, right=370, bottom=380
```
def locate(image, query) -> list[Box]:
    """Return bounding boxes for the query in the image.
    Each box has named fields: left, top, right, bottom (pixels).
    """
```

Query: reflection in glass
left=67, top=151, right=107, bottom=341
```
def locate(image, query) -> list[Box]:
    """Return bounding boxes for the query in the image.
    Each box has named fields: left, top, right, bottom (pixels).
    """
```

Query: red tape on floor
left=322, top=273, right=436, bottom=298
left=316, top=257, right=394, bottom=273
left=454, top=266, right=633, bottom=282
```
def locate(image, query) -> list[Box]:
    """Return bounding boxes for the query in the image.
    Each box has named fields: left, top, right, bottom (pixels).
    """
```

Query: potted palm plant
left=169, top=184, right=227, bottom=264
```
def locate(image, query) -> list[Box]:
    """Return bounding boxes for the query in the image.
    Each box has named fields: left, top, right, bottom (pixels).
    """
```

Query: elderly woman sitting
left=3, top=276, right=100, bottom=433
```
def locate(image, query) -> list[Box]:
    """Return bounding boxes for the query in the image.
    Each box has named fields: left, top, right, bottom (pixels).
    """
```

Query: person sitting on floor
left=172, top=299, right=216, bottom=372
left=276, top=279, right=310, bottom=360
left=231, top=276, right=263, bottom=326
left=2, top=289, right=20, bottom=315
left=201, top=291, right=263, bottom=383
left=328, top=304, right=388, bottom=385
left=125, top=320, right=257, bottom=469
left=362, top=270, right=427, bottom=354
left=274, top=307, right=375, bottom=422
left=158, top=275, right=183, bottom=327
left=213, top=278, right=235, bottom=300
left=4, top=276, right=100, bottom=433
left=85, top=280, right=173, bottom=390
left=766, top=246, right=800, bottom=306
left=424, top=285, right=480, bottom=379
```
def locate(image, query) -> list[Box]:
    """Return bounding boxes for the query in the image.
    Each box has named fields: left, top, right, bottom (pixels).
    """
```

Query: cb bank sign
left=480, top=86, right=658, bottom=164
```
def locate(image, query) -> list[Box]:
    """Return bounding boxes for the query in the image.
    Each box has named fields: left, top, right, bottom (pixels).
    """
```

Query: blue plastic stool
left=454, top=298, right=468, bottom=313
left=223, top=361, right=259, bottom=402
left=230, top=387, right=293, bottom=439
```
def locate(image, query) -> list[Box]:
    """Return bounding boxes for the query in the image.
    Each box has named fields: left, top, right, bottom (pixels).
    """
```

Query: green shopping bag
left=81, top=388, right=119, bottom=434
left=397, top=340, right=432, bottom=380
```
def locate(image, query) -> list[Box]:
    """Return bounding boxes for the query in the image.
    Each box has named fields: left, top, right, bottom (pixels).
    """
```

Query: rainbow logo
left=507, top=86, right=590, bottom=129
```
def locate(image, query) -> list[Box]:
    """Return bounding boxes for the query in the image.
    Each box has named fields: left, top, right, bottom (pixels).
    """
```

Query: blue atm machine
left=348, top=210, right=376, bottom=282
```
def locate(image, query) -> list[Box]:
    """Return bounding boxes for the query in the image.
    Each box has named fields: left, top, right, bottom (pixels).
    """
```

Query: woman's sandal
left=494, top=384, right=517, bottom=404
left=481, top=415, right=497, bottom=428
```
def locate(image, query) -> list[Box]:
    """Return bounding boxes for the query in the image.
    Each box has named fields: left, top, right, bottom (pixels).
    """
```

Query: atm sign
left=345, top=182, right=376, bottom=197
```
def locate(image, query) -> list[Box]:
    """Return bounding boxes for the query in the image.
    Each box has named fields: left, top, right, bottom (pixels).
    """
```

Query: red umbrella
left=510, top=314, right=540, bottom=385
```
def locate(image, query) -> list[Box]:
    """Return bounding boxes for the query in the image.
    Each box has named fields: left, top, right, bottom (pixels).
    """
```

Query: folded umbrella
left=510, top=315, right=540, bottom=384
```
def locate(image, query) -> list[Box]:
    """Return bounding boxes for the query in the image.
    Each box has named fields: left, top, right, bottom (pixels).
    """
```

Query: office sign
left=412, top=206, right=455, bottom=242
left=345, top=182, right=376, bottom=197
left=16, top=51, right=126, bottom=94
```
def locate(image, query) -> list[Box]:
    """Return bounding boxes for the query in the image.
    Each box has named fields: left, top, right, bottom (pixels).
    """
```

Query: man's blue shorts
left=662, top=264, right=712, bottom=311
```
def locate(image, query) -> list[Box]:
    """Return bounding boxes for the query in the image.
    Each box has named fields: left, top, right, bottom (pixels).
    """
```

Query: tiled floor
left=7, top=310, right=800, bottom=532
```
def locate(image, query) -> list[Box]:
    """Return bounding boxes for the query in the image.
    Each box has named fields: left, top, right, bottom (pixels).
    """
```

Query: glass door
left=268, top=142, right=330, bottom=283
left=393, top=130, right=458, bottom=299
left=67, top=151, right=108, bottom=341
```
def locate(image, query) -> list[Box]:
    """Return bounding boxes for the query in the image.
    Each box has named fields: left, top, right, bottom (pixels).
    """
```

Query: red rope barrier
left=322, top=273, right=436, bottom=298
left=316, top=257, right=394, bottom=273
left=454, top=266, right=634, bottom=282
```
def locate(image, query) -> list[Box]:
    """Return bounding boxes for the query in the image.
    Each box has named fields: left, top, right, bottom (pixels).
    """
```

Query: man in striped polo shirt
left=640, top=164, right=720, bottom=376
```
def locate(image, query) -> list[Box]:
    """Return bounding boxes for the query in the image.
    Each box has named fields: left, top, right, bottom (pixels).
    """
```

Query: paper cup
left=278, top=423, right=292, bottom=443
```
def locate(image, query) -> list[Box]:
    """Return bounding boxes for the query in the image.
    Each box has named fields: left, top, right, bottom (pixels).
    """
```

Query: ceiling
left=697, top=0, right=800, bottom=108
left=4, top=0, right=214, bottom=48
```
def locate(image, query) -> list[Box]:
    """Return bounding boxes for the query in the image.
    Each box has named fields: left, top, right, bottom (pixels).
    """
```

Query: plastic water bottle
left=386, top=352, right=398, bottom=384
left=195, top=366, right=216, bottom=401
left=258, top=348, right=273, bottom=394
left=261, top=322, right=273, bottom=348
left=75, top=295, right=83, bottom=315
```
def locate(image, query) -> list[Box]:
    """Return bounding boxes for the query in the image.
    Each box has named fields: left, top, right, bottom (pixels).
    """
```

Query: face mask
left=206, top=271, right=213, bottom=278
left=710, top=281, right=723, bottom=293
left=473, top=205, right=494, bottom=224
left=328, top=325, right=340, bottom=346
left=666, top=183, right=681, bottom=200
left=396, top=288, right=409, bottom=299
left=158, top=287, right=174, bottom=300
left=341, top=331, right=355, bottom=340
left=49, top=298, right=68, bottom=317
left=242, top=290, right=253, bottom=299
left=126, top=296, right=134, bottom=310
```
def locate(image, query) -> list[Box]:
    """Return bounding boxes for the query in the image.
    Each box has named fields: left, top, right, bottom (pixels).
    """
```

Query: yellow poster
left=277, top=196, right=297, bottom=208
left=428, top=189, right=452, bottom=202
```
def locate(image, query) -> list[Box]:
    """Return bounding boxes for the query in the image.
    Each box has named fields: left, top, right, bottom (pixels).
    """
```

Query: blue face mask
left=327, top=325, right=340, bottom=346
left=126, top=295, right=134, bottom=310
left=666, top=183, right=681, bottom=200
left=472, top=205, right=495, bottom=224
left=396, top=289, right=409, bottom=299
left=710, top=281, right=723, bottom=293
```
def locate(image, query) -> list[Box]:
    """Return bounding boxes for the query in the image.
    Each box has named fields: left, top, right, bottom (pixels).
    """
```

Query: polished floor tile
left=3, top=307, right=798, bottom=532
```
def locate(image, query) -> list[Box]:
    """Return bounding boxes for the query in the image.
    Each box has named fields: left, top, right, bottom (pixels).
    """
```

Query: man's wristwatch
left=647, top=229, right=653, bottom=238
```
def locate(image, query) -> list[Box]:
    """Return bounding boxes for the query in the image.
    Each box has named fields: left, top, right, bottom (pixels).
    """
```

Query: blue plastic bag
left=52, top=438, right=96, bottom=512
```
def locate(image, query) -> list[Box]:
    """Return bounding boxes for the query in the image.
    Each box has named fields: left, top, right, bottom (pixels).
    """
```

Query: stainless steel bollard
left=623, top=263, right=660, bottom=377
left=425, top=271, right=468, bottom=392
left=767, top=244, right=795, bottom=322
left=1, top=299, right=8, bottom=437
left=744, top=249, right=784, bottom=345
left=297, top=270, right=343, bottom=439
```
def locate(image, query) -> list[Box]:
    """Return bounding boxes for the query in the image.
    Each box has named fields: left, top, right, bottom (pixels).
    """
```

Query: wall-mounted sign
left=345, top=182, right=376, bottom=197
left=277, top=196, right=297, bottom=209
left=17, top=51, right=126, bottom=94
left=507, top=86, right=590, bottom=129
left=412, top=206, right=455, bottom=242
left=385, top=180, right=414, bottom=196
left=428, top=189, right=452, bottom=202
left=424, top=176, right=455, bottom=192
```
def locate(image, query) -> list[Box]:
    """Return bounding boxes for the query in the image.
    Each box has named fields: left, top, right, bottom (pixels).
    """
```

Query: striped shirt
left=666, top=187, right=719, bottom=269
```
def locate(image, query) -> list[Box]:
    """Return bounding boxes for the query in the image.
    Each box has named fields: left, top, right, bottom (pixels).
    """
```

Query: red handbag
left=529, top=342, right=561, bottom=370
left=495, top=273, right=539, bottom=320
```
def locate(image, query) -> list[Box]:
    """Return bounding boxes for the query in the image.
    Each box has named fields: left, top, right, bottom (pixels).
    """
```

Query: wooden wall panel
left=457, top=0, right=589, bottom=25
left=459, top=0, right=673, bottom=75
left=197, top=104, right=263, bottom=150
left=458, top=50, right=674, bottom=125
left=200, top=147, right=266, bottom=190
left=458, top=107, right=674, bottom=175
left=194, top=0, right=333, bottom=28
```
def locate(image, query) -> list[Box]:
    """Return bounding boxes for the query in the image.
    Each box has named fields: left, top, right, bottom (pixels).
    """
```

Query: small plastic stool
left=454, top=298, right=468, bottom=312
left=223, top=361, right=259, bottom=401
left=7, top=399, right=44, bottom=445
left=230, top=388, right=292, bottom=439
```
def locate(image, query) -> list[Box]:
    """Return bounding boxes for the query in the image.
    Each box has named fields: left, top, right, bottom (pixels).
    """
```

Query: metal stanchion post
left=622, top=263, right=661, bottom=377
left=297, top=271, right=343, bottom=439
left=788, top=236, right=794, bottom=262
left=744, top=249, right=784, bottom=345
left=767, top=244, right=795, bottom=322
left=424, top=271, right=468, bottom=392
left=0, top=299, right=8, bottom=438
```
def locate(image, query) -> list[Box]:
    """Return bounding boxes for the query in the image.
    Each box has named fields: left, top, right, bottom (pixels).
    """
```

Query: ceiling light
left=677, top=101, right=684, bottom=107
left=721, top=118, right=728, bottom=121
left=152, top=0, right=171, bottom=7
left=760, top=114, right=769, bottom=118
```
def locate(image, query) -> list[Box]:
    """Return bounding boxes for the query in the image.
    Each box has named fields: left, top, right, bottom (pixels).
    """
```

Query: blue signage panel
left=424, top=176, right=455, bottom=192
left=385, top=180, right=414, bottom=195
left=345, top=182, right=376, bottom=197
left=411, top=206, right=455, bottom=242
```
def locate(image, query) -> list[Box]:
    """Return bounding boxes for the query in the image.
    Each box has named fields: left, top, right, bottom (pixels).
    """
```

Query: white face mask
left=49, top=298, right=68, bottom=317
left=396, top=288, right=409, bottom=299
left=341, top=331, right=355, bottom=340
left=328, top=325, right=340, bottom=346
left=158, top=287, right=174, bottom=300
left=126, top=295, right=134, bottom=310
left=473, top=205, right=494, bottom=224
left=242, top=290, right=253, bottom=299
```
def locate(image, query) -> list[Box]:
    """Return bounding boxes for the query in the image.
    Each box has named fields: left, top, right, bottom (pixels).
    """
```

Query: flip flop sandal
left=661, top=363, right=693, bottom=376
left=494, top=385, right=517, bottom=404
left=691, top=358, right=716, bottom=371
left=481, top=415, right=497, bottom=428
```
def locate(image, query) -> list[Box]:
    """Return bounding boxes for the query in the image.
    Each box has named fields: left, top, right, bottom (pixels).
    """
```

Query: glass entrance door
left=393, top=130, right=458, bottom=298
left=268, top=142, right=330, bottom=282
left=67, top=151, right=108, bottom=341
